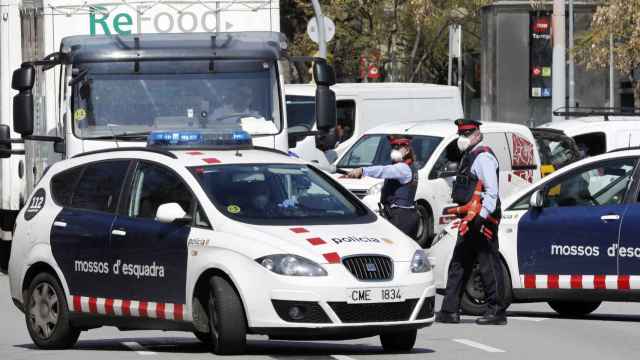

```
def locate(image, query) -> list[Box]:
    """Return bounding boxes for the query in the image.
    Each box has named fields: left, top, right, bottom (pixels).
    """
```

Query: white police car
left=8, top=130, right=435, bottom=354
left=428, top=148, right=640, bottom=316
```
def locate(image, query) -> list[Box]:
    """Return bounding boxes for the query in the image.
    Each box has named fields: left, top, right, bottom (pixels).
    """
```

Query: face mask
left=254, top=195, right=269, bottom=209
left=390, top=149, right=404, bottom=162
left=457, top=136, right=472, bottom=152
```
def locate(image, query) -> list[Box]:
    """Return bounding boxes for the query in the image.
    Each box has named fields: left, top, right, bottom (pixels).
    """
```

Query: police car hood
left=238, top=219, right=419, bottom=263
left=331, top=175, right=383, bottom=193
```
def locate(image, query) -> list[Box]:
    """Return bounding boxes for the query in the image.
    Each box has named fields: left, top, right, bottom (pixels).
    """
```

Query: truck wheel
left=415, top=203, right=433, bottom=248
left=380, top=329, right=417, bottom=352
left=460, top=261, right=512, bottom=316
left=207, top=276, right=247, bottom=355
left=548, top=301, right=601, bottom=317
left=25, top=272, right=80, bottom=349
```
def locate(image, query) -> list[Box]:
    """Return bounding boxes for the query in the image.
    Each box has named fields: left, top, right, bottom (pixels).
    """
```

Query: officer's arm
left=472, top=153, right=499, bottom=219
left=362, top=163, right=412, bottom=184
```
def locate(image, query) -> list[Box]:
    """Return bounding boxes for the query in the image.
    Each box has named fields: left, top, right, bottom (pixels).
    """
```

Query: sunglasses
left=458, top=129, right=476, bottom=137
left=391, top=144, right=406, bottom=150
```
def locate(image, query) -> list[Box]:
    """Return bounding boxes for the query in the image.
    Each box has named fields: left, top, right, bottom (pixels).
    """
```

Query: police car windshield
left=72, top=60, right=281, bottom=139
left=192, top=164, right=372, bottom=225
left=338, top=134, right=443, bottom=169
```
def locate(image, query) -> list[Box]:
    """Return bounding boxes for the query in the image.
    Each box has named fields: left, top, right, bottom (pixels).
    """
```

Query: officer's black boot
left=435, top=311, right=460, bottom=324
left=475, top=312, right=507, bottom=325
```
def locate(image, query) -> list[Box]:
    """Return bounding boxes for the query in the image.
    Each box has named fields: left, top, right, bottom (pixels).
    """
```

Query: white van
left=332, top=120, right=543, bottom=247
left=286, top=83, right=463, bottom=166
left=538, top=116, right=640, bottom=156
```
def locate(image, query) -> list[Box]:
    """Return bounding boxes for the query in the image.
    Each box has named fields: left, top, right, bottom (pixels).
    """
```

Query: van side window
left=429, top=140, right=460, bottom=179
left=70, top=161, right=130, bottom=212
left=574, top=132, right=606, bottom=156
left=50, top=166, right=84, bottom=207
left=336, top=100, right=356, bottom=143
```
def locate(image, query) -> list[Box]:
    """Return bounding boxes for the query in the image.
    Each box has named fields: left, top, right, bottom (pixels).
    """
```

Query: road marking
left=510, top=316, right=547, bottom=322
left=453, top=338, right=505, bottom=353
left=331, top=356, right=357, bottom=360
left=122, top=341, right=157, bottom=355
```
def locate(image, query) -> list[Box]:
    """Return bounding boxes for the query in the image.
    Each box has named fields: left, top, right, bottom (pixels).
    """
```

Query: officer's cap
left=388, top=135, right=411, bottom=146
left=455, top=118, right=482, bottom=134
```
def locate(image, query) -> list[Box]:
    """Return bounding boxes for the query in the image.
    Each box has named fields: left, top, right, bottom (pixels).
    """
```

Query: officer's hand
left=470, top=215, right=484, bottom=232
left=346, top=168, right=364, bottom=178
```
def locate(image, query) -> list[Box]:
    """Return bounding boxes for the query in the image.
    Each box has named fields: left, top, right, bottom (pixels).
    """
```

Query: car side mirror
left=529, top=190, right=544, bottom=208
left=156, top=203, right=192, bottom=225
left=436, top=162, right=458, bottom=178
left=313, top=59, right=337, bottom=132
left=12, top=65, right=36, bottom=137
left=0, top=125, right=11, bottom=159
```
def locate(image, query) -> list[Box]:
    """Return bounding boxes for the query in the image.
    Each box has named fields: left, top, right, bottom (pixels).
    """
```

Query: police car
left=8, top=130, right=435, bottom=354
left=428, top=148, right=640, bottom=316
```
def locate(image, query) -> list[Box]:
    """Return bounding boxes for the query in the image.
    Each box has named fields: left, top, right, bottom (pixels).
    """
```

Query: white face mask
left=390, top=149, right=404, bottom=162
left=457, top=136, right=472, bottom=152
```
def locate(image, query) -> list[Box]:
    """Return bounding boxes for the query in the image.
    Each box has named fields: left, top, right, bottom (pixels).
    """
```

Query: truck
left=0, top=0, right=338, bottom=271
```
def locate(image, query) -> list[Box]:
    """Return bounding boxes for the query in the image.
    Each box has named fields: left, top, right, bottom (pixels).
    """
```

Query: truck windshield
left=337, top=134, right=443, bottom=169
left=191, top=164, right=372, bottom=225
left=72, top=60, right=281, bottom=139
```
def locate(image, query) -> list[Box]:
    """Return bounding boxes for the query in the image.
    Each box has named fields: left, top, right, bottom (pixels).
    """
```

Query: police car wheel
left=207, top=276, right=247, bottom=355
left=379, top=329, right=417, bottom=352
left=25, top=273, right=80, bottom=349
left=547, top=301, right=601, bottom=317
left=460, top=261, right=512, bottom=316
left=415, top=204, right=433, bottom=248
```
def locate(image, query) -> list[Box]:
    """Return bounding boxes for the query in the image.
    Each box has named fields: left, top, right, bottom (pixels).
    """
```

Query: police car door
left=50, top=160, right=131, bottom=299
left=517, top=158, right=636, bottom=280
left=616, top=159, right=640, bottom=284
left=108, top=161, right=191, bottom=306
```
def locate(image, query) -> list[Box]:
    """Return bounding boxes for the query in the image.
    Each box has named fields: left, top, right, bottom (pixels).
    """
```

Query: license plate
left=346, top=287, right=404, bottom=304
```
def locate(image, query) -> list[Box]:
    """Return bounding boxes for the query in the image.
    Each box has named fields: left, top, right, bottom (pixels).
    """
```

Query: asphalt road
left=1, top=273, right=639, bottom=360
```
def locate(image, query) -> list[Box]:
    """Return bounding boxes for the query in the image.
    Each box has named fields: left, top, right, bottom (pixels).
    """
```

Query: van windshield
left=72, top=60, right=281, bottom=139
left=191, top=164, right=372, bottom=225
left=338, top=134, right=443, bottom=169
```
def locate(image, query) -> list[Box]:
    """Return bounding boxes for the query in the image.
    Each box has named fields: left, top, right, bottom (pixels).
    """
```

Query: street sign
left=307, top=16, right=336, bottom=44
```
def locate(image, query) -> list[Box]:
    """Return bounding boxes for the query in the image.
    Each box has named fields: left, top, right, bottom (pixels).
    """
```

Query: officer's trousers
left=440, top=220, right=506, bottom=316
left=387, top=207, right=419, bottom=240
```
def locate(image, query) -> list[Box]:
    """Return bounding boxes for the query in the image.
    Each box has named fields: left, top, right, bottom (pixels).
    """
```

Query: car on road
left=428, top=148, right=640, bottom=316
left=8, top=130, right=435, bottom=354
left=332, top=120, right=547, bottom=248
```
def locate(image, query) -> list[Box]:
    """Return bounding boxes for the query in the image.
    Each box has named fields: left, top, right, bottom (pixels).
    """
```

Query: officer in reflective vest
left=436, top=119, right=507, bottom=325
left=346, top=136, right=419, bottom=239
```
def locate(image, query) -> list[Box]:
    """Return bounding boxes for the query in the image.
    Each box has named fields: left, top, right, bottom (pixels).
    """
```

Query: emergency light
left=147, top=130, right=252, bottom=149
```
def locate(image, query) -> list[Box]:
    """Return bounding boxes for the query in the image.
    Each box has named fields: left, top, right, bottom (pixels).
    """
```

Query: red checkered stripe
left=68, top=295, right=187, bottom=321
left=289, top=227, right=341, bottom=264
left=520, top=274, right=640, bottom=290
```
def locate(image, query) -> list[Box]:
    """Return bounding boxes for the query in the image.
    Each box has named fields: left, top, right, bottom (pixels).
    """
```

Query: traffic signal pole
left=552, top=0, right=566, bottom=121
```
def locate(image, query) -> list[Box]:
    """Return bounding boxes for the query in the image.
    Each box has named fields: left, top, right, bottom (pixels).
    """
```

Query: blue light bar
left=147, top=130, right=252, bottom=149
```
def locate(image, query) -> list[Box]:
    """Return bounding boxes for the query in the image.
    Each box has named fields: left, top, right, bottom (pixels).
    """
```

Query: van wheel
left=415, top=203, right=434, bottom=248
left=380, top=329, right=416, bottom=352
left=548, top=301, right=601, bottom=317
left=193, top=330, right=212, bottom=344
left=25, top=273, right=80, bottom=349
left=207, top=276, right=247, bottom=355
left=460, top=261, right=512, bottom=316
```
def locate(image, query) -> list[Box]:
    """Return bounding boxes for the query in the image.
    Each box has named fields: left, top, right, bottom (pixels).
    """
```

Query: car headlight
left=431, top=229, right=450, bottom=248
left=256, top=254, right=327, bottom=276
left=410, top=250, right=431, bottom=273
left=367, top=182, right=384, bottom=196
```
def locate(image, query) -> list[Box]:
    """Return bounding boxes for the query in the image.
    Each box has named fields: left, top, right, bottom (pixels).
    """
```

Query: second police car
left=8, top=130, right=435, bottom=354
left=429, top=148, right=640, bottom=316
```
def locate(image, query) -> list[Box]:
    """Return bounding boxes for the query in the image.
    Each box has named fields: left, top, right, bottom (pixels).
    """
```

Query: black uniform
left=378, top=162, right=419, bottom=239
left=440, top=145, right=506, bottom=318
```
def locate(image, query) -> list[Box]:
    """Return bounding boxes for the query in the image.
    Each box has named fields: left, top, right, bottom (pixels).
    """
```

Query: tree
left=574, top=0, right=640, bottom=107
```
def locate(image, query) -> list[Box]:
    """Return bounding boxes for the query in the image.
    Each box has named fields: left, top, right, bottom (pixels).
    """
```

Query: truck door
left=108, top=161, right=191, bottom=306
left=517, top=158, right=636, bottom=279
left=50, top=160, right=131, bottom=299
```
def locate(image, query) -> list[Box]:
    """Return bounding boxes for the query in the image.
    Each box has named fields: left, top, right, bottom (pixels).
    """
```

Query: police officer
left=436, top=119, right=507, bottom=325
left=346, top=136, right=419, bottom=239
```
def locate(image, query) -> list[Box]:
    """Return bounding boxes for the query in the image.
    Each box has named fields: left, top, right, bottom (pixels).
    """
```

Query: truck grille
left=343, top=255, right=393, bottom=281
left=328, top=299, right=418, bottom=323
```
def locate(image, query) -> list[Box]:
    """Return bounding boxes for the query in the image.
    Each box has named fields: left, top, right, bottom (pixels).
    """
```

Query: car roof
left=285, top=82, right=460, bottom=97
left=361, top=119, right=531, bottom=138
left=502, top=148, right=640, bottom=207
left=538, top=117, right=640, bottom=136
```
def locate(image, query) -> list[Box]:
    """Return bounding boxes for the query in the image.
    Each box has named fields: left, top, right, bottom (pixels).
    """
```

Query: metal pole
left=310, top=0, right=327, bottom=59
left=568, top=0, right=575, bottom=108
left=610, top=34, right=615, bottom=107
left=552, top=0, right=566, bottom=121
left=458, top=26, right=463, bottom=92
